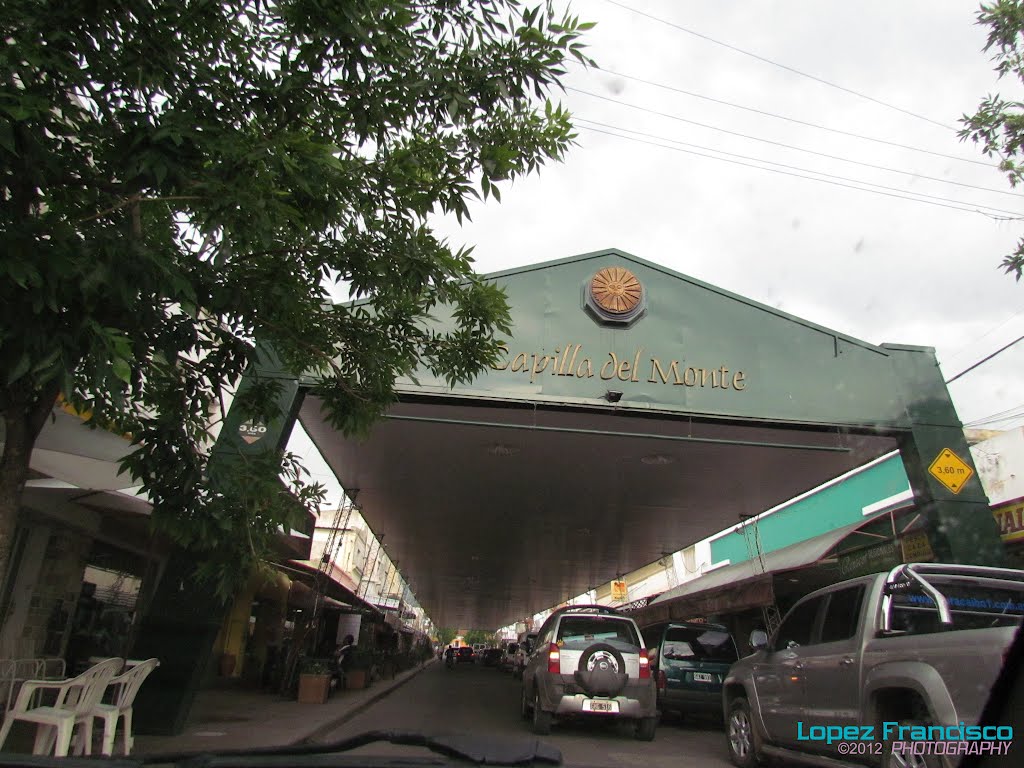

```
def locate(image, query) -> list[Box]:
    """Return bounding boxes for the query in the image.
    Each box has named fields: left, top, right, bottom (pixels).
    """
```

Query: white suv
left=519, top=605, right=657, bottom=740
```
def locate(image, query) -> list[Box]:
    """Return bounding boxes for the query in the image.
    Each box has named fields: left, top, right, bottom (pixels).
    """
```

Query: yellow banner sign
left=993, top=501, right=1024, bottom=543
left=900, top=531, right=935, bottom=562
left=611, top=580, right=628, bottom=600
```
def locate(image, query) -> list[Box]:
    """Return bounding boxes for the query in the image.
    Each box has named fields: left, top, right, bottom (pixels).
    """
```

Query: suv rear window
left=557, top=616, right=641, bottom=648
left=664, top=626, right=738, bottom=662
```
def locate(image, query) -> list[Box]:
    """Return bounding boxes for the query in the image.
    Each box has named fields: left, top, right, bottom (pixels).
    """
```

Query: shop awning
left=282, top=559, right=382, bottom=617
left=630, top=506, right=920, bottom=625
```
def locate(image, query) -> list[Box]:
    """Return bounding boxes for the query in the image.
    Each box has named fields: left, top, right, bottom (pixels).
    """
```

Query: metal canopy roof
left=293, top=249, right=957, bottom=631
left=301, top=395, right=897, bottom=630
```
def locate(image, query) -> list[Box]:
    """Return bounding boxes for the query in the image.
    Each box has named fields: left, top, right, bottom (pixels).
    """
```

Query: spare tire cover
left=574, top=643, right=628, bottom=696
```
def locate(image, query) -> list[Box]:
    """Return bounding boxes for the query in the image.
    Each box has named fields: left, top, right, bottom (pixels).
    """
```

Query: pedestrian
left=331, top=634, right=355, bottom=688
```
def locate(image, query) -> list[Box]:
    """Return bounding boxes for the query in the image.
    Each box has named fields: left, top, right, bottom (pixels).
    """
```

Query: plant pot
left=346, top=668, right=368, bottom=689
left=219, top=653, right=236, bottom=677
left=297, top=673, right=331, bottom=703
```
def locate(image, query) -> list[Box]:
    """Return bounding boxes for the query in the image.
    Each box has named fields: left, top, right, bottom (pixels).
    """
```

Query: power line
left=964, top=402, right=1024, bottom=427
left=940, top=309, right=1024, bottom=364
left=577, top=123, right=1021, bottom=218
left=602, top=0, right=954, bottom=130
left=945, top=334, right=1024, bottom=385
left=577, top=64, right=1004, bottom=175
left=576, top=112, right=1014, bottom=198
left=569, top=87, right=995, bottom=171
left=577, top=118, right=1023, bottom=218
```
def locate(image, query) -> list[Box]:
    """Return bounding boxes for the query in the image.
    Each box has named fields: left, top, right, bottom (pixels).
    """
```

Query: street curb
left=293, top=659, right=436, bottom=745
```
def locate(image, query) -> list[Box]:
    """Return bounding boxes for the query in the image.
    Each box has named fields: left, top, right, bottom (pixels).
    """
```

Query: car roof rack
left=553, top=604, right=622, bottom=616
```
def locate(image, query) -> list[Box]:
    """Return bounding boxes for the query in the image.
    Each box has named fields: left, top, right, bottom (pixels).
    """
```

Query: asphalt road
left=314, top=660, right=737, bottom=768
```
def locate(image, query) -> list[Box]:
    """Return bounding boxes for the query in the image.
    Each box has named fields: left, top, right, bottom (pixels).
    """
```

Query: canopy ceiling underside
left=300, top=395, right=899, bottom=630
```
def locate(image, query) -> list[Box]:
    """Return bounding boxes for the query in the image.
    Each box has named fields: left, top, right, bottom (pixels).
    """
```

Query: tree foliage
left=0, top=0, right=593, bottom=597
left=435, top=627, right=458, bottom=647
left=460, top=628, right=493, bottom=646
left=960, top=0, right=1024, bottom=277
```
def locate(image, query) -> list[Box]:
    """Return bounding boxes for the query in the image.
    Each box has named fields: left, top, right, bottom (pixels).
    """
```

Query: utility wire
left=964, top=402, right=1024, bottom=427
left=578, top=64, right=1001, bottom=175
left=577, top=118, right=1023, bottom=218
left=575, top=113, right=1013, bottom=198
left=603, top=0, right=954, bottom=130
left=577, top=123, right=1021, bottom=218
left=945, top=334, right=1024, bottom=384
left=570, top=87, right=995, bottom=170
left=940, top=308, right=1024, bottom=364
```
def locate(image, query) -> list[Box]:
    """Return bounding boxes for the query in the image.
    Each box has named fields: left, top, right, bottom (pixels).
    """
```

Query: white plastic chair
left=87, top=657, right=159, bottom=756
left=0, top=657, right=122, bottom=757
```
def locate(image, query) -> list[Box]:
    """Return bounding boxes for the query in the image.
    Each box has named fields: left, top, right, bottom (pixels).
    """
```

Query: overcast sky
left=295, top=0, right=1024, bottom=505
left=431, top=0, right=1024, bottom=431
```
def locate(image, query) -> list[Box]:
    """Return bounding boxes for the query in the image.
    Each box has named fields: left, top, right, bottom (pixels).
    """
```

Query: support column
left=132, top=350, right=303, bottom=734
left=884, top=344, right=1004, bottom=566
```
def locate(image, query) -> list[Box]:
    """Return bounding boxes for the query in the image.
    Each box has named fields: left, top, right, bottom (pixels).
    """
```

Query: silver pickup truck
left=723, top=563, right=1024, bottom=768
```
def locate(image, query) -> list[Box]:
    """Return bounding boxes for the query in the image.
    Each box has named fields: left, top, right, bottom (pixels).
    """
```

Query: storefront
left=992, top=497, right=1024, bottom=568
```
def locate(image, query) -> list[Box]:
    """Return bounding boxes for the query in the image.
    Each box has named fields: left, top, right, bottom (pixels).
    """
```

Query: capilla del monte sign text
left=492, top=342, right=747, bottom=391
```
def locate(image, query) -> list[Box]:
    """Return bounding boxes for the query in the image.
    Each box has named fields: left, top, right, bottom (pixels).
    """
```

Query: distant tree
left=0, top=1, right=593, bottom=599
left=960, top=0, right=1024, bottom=277
left=462, top=628, right=493, bottom=646
left=435, top=627, right=458, bottom=647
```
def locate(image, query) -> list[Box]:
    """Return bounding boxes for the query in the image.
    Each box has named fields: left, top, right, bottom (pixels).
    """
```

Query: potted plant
left=297, top=659, right=331, bottom=704
left=344, top=646, right=375, bottom=690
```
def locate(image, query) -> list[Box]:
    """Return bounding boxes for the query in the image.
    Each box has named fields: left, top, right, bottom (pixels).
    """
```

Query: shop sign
left=611, top=580, right=628, bottom=600
left=900, top=531, right=935, bottom=562
left=492, top=342, right=748, bottom=390
left=993, top=501, right=1024, bottom=543
left=927, top=448, right=974, bottom=494
left=838, top=539, right=901, bottom=579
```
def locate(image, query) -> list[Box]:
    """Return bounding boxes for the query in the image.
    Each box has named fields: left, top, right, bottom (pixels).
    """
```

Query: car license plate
left=582, top=699, right=619, bottom=713
left=693, top=672, right=716, bottom=683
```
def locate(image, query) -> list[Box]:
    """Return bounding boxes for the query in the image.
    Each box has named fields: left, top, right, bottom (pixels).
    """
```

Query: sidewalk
left=133, top=660, right=435, bottom=756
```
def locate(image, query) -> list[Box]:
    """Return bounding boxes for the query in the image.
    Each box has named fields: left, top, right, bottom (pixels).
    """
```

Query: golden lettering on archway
left=491, top=343, right=748, bottom=391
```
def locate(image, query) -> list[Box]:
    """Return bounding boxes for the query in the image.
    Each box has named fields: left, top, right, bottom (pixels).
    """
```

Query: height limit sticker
left=928, top=448, right=974, bottom=494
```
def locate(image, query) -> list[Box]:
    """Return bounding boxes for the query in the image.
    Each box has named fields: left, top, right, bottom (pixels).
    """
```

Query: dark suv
left=520, top=605, right=657, bottom=740
left=641, top=621, right=738, bottom=721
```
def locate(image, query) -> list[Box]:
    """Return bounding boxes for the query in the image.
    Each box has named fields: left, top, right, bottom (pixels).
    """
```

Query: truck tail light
left=657, top=669, right=667, bottom=690
left=547, top=643, right=561, bottom=674
left=639, top=652, right=651, bottom=679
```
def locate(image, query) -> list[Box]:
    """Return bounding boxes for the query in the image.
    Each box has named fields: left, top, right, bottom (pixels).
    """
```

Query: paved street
left=313, top=661, right=736, bottom=768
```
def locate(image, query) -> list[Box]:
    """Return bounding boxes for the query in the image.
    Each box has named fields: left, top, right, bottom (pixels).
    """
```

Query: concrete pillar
left=884, top=344, right=1004, bottom=566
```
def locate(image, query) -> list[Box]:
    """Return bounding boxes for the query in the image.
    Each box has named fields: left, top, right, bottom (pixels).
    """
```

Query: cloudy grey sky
left=296, top=0, right=1024, bottom=506
left=429, top=0, right=1024, bottom=433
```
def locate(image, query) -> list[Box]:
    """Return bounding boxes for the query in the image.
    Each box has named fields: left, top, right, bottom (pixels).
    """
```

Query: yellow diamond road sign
left=928, top=448, right=974, bottom=494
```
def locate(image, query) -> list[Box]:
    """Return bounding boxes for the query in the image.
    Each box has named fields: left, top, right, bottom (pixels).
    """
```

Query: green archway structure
left=133, top=248, right=1002, bottom=733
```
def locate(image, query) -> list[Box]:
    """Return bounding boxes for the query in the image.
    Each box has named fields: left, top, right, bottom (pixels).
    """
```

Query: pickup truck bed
left=723, top=563, right=1024, bottom=768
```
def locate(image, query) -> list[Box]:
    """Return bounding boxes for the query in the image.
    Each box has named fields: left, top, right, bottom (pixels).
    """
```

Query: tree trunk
left=0, top=381, right=61, bottom=602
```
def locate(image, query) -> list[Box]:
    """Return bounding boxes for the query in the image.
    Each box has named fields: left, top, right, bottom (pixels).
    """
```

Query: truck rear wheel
left=881, top=720, right=942, bottom=768
left=635, top=716, right=657, bottom=741
left=531, top=689, right=553, bottom=735
left=726, top=697, right=761, bottom=768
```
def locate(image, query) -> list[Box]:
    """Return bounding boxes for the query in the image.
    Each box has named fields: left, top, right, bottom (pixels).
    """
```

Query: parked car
left=520, top=604, right=658, bottom=740
left=482, top=648, right=503, bottom=667
left=513, top=633, right=536, bottom=679
left=641, top=620, right=738, bottom=722
left=500, top=642, right=519, bottom=673
left=723, top=562, right=1024, bottom=768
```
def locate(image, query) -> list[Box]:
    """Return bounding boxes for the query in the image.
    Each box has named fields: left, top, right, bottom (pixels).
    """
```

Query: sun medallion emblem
left=590, top=267, right=643, bottom=315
